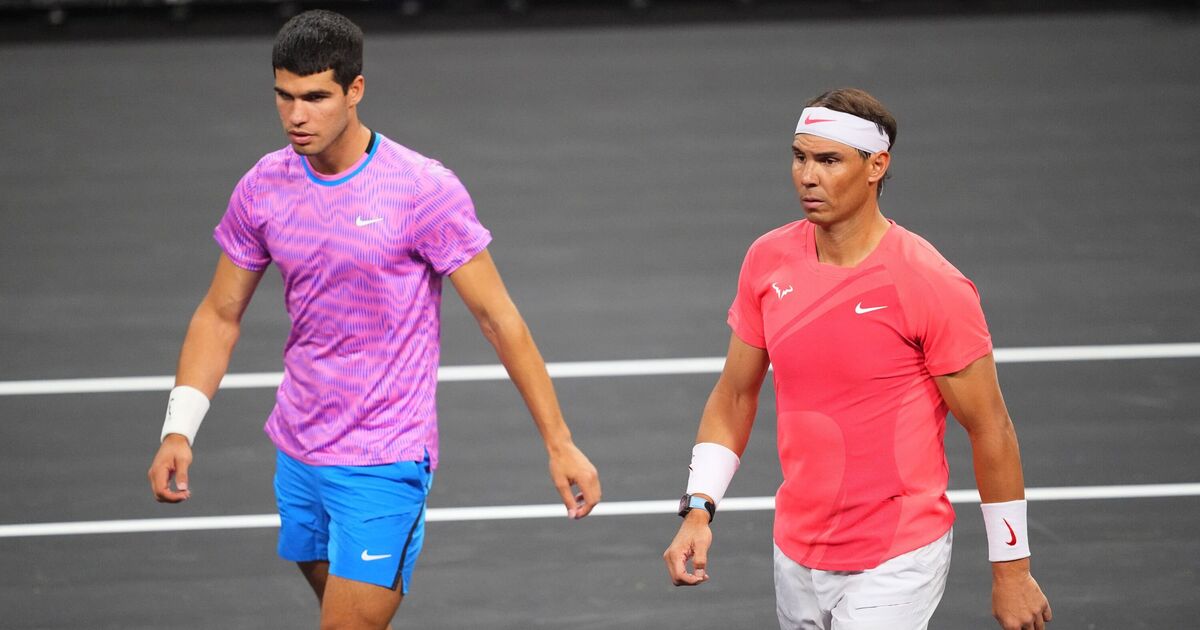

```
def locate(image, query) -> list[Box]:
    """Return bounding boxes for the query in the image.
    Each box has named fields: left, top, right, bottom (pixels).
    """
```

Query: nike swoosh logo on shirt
left=356, top=216, right=384, bottom=227
left=361, top=550, right=393, bottom=562
left=855, top=302, right=888, bottom=315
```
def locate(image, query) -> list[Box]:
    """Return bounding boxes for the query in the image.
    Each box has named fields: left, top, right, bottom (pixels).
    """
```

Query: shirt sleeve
left=908, top=263, right=993, bottom=376
left=411, top=160, right=492, bottom=275
left=213, top=169, right=271, bottom=272
left=727, top=243, right=767, bottom=349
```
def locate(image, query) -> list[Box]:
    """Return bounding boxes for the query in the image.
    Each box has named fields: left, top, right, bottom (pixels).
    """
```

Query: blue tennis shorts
left=274, top=449, right=433, bottom=593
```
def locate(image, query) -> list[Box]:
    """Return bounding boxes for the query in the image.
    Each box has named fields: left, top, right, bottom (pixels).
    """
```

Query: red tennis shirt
left=728, top=219, right=992, bottom=571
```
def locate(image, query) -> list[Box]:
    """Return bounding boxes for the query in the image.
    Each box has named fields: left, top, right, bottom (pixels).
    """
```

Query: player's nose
left=287, top=103, right=308, bottom=126
left=796, top=160, right=819, bottom=186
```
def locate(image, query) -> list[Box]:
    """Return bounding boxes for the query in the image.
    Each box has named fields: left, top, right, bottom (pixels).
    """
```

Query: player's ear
left=347, top=75, right=365, bottom=107
left=866, top=151, right=890, bottom=185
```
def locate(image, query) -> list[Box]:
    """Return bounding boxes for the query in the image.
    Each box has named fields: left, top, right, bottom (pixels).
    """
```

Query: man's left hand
left=992, top=559, right=1052, bottom=630
left=547, top=441, right=601, bottom=519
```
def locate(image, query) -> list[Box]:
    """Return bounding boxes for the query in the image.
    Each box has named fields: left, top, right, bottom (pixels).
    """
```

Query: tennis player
left=663, top=88, right=1052, bottom=630
left=147, top=10, right=600, bottom=629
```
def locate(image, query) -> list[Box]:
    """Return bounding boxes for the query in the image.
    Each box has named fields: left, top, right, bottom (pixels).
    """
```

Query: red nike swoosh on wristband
left=804, top=115, right=837, bottom=124
left=1003, top=518, right=1017, bottom=546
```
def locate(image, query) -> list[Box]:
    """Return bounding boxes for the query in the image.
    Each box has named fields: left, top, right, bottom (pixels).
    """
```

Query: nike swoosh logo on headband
left=804, top=115, right=837, bottom=124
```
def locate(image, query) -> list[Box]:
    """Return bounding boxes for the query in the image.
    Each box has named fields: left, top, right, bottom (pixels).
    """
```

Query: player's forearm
left=694, top=381, right=758, bottom=457
left=478, top=308, right=574, bottom=451
left=174, top=303, right=243, bottom=399
left=965, top=416, right=1026, bottom=504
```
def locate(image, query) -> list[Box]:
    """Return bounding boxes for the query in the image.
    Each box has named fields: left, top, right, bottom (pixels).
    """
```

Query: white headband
left=794, top=106, right=890, bottom=154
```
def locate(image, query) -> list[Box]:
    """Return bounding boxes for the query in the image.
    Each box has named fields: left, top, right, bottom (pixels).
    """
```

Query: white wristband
left=685, top=442, right=740, bottom=506
left=981, top=499, right=1031, bottom=562
left=161, top=385, right=210, bottom=446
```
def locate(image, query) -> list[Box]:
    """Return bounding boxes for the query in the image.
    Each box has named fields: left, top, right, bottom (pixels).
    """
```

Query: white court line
left=1, top=342, right=1198, bottom=396
left=1, top=482, right=1197, bottom=539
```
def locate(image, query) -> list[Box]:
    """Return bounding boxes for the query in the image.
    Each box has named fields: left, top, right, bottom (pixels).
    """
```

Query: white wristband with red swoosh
left=981, top=499, right=1031, bottom=562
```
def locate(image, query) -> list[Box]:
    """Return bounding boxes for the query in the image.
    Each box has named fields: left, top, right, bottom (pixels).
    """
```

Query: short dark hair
left=272, top=10, right=363, bottom=92
left=805, top=88, right=897, bottom=196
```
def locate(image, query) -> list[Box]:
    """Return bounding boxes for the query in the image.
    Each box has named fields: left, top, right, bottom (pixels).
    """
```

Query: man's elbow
left=711, top=379, right=760, bottom=416
left=959, top=411, right=1018, bottom=443
left=190, top=300, right=243, bottom=340
left=477, top=307, right=527, bottom=346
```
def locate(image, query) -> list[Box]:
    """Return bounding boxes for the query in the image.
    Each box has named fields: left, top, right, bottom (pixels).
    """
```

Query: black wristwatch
left=678, top=493, right=716, bottom=523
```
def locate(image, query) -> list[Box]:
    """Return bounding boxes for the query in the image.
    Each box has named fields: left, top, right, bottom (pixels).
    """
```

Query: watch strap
left=679, top=493, right=716, bottom=522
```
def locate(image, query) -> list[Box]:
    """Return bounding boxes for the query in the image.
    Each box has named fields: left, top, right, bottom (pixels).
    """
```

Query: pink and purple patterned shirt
left=214, top=134, right=491, bottom=468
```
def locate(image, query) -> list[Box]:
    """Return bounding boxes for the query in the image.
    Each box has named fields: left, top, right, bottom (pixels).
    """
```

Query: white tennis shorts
left=774, top=529, right=953, bottom=630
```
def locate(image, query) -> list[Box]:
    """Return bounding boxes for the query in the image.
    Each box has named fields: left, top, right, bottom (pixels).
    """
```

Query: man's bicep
left=448, top=249, right=512, bottom=319
left=203, top=254, right=266, bottom=322
left=719, top=332, right=770, bottom=397
left=934, top=353, right=1009, bottom=431
left=696, top=334, right=768, bottom=450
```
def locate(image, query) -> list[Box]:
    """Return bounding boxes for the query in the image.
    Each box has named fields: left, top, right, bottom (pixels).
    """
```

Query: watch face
left=678, top=494, right=691, bottom=516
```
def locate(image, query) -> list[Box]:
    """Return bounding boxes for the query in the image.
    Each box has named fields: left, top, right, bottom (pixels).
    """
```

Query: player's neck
left=307, top=122, right=372, bottom=175
left=813, top=208, right=890, bottom=268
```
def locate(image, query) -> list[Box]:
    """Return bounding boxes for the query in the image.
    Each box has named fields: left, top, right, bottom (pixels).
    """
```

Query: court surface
left=2, top=8, right=1199, bottom=629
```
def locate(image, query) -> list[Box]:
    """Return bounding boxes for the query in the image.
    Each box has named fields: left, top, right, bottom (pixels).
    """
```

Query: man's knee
left=319, top=603, right=400, bottom=630
left=319, top=574, right=402, bottom=630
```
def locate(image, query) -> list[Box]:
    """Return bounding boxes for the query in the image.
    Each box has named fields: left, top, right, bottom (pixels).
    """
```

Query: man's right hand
left=663, top=510, right=714, bottom=586
left=148, top=434, right=194, bottom=503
